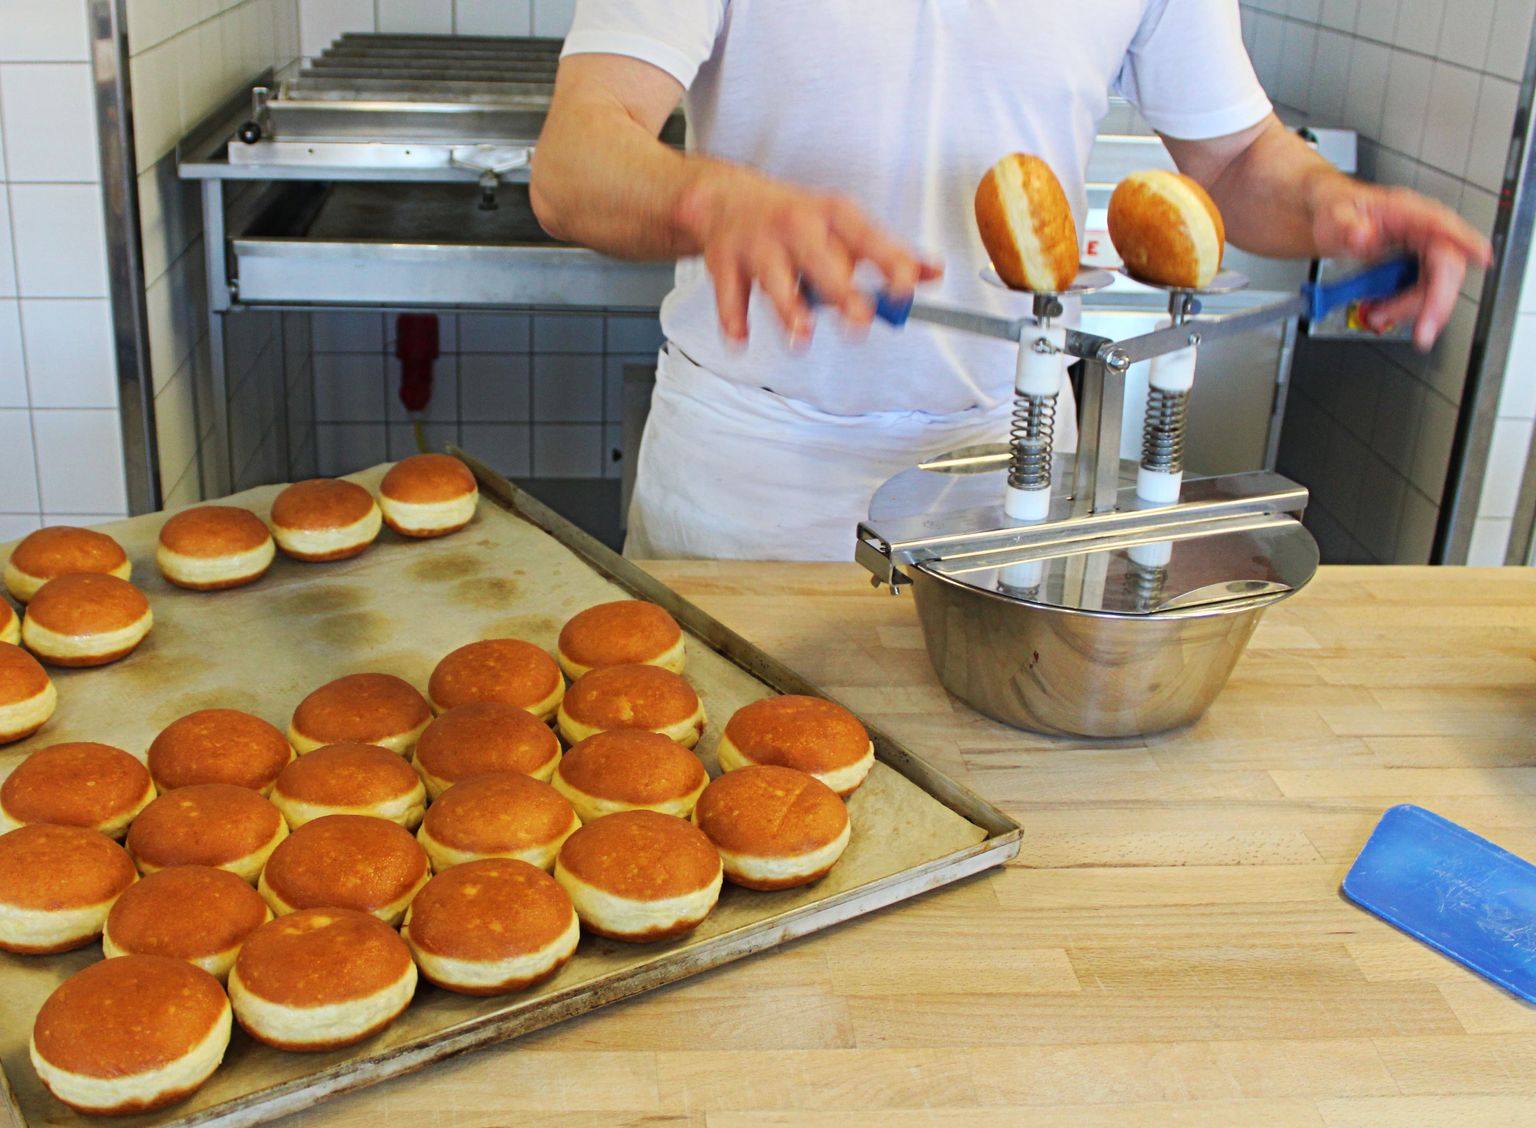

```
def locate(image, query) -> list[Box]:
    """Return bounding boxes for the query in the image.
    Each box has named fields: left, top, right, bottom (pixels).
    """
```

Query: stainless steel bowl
left=864, top=446, right=1318, bottom=738
left=908, top=564, right=1295, bottom=737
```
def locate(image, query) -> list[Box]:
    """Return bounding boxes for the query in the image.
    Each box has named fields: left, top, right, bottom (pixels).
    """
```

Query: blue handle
left=800, top=282, right=915, bottom=327
left=1303, top=255, right=1419, bottom=323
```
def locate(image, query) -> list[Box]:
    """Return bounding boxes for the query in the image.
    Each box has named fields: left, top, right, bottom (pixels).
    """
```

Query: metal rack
left=177, top=34, right=682, bottom=494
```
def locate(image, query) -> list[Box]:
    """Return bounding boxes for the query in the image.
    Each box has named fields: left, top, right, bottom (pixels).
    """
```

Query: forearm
left=530, top=95, right=749, bottom=260
left=1192, top=116, right=1342, bottom=258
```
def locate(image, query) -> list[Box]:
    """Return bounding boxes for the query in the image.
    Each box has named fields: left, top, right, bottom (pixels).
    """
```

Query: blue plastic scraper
left=1341, top=804, right=1536, bottom=1003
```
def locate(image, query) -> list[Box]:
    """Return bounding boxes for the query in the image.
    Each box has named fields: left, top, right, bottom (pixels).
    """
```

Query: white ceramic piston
left=1128, top=540, right=1173, bottom=569
left=1005, top=324, right=1066, bottom=522
left=1014, top=325, right=1067, bottom=398
left=998, top=559, right=1046, bottom=594
left=1136, top=342, right=1196, bottom=505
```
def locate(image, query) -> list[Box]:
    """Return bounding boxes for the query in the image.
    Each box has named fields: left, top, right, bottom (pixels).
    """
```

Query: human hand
left=1310, top=178, right=1492, bottom=352
left=674, top=171, right=942, bottom=346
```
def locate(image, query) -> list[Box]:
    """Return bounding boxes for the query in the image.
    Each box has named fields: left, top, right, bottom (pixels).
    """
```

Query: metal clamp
left=449, top=144, right=533, bottom=210
left=237, top=86, right=271, bottom=144
left=855, top=531, right=911, bottom=592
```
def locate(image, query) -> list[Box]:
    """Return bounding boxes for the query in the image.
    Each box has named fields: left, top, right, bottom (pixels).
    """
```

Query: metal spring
left=997, top=578, right=1041, bottom=598
left=1140, top=386, right=1189, bottom=474
left=1008, top=393, right=1056, bottom=492
left=1124, top=562, right=1167, bottom=610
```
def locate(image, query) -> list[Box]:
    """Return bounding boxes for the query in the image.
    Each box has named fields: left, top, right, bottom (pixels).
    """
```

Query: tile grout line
left=1249, top=20, right=1515, bottom=196
left=1242, top=6, right=1514, bottom=82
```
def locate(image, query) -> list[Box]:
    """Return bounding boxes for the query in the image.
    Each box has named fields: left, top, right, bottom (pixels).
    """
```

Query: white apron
left=624, top=346, right=1075, bottom=561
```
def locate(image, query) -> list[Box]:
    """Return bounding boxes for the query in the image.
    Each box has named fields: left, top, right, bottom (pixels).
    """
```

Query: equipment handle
left=800, top=282, right=915, bottom=327
left=1304, top=254, right=1419, bottom=323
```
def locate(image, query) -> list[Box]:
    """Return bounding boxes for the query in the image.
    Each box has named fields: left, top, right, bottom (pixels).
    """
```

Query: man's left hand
left=1169, top=116, right=1494, bottom=354
left=1309, top=177, right=1492, bottom=352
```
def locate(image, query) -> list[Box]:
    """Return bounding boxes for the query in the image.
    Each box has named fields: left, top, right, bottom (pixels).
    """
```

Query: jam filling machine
left=854, top=258, right=1415, bottom=737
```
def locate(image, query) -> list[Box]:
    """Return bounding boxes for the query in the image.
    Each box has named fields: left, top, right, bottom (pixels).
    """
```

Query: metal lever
left=800, top=282, right=916, bottom=326
left=1301, top=254, right=1419, bottom=324
left=237, top=86, right=270, bottom=144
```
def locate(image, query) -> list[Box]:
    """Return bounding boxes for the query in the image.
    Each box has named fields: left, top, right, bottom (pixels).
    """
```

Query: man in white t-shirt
left=531, top=1, right=1489, bottom=561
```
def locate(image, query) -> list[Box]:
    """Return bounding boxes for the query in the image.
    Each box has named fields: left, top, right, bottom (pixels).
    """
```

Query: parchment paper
left=0, top=465, right=990, bottom=1128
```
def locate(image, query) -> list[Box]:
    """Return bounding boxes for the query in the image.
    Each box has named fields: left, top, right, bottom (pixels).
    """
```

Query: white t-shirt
left=563, top=1, right=1271, bottom=418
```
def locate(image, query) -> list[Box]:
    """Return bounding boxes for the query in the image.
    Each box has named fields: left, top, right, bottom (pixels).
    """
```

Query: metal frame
left=227, top=238, right=675, bottom=308
left=856, top=292, right=1313, bottom=595
left=177, top=48, right=682, bottom=490
left=88, top=0, right=161, bottom=513
left=857, top=460, right=1308, bottom=585
left=1438, top=13, right=1536, bottom=564
left=1512, top=430, right=1536, bottom=564
left=188, top=79, right=305, bottom=494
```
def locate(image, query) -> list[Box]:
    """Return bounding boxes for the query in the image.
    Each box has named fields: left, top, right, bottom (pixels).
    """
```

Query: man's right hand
left=533, top=53, right=938, bottom=347
left=673, top=172, right=943, bottom=346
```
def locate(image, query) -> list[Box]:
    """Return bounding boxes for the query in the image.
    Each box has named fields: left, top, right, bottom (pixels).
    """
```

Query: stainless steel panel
left=255, top=98, right=547, bottom=145
left=90, top=0, right=161, bottom=513
left=301, top=63, right=560, bottom=84
left=1080, top=306, right=1290, bottom=474
left=229, top=182, right=674, bottom=308
left=1465, top=22, right=1536, bottom=564
left=862, top=450, right=1311, bottom=593
left=232, top=239, right=674, bottom=307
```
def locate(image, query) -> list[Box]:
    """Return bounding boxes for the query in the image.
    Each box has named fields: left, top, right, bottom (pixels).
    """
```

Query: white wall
left=128, top=0, right=305, bottom=506
left=300, top=0, right=575, bottom=55
left=1244, top=0, right=1532, bottom=563
left=310, top=309, right=655, bottom=481
left=0, top=2, right=127, bottom=540
left=0, top=0, right=306, bottom=545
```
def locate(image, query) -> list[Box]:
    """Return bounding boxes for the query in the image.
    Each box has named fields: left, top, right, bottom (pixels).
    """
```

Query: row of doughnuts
left=976, top=152, right=1226, bottom=292
left=4, top=598, right=875, bottom=1116
left=0, top=478, right=683, bottom=746
left=0, top=598, right=873, bottom=905
left=0, top=688, right=864, bottom=900
left=0, top=456, right=484, bottom=749
left=0, top=529, right=153, bottom=761
left=0, top=522, right=152, bottom=672
left=152, top=453, right=479, bottom=585
left=266, top=454, right=479, bottom=566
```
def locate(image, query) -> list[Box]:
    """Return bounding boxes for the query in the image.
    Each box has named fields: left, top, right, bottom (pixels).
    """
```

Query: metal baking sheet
left=0, top=458, right=1020, bottom=1128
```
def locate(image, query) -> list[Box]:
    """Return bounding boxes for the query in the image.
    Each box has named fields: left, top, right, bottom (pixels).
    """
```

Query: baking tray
left=0, top=456, right=1021, bottom=1128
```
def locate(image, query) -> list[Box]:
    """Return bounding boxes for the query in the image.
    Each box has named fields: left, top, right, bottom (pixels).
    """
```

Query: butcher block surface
left=297, top=563, right=1536, bottom=1127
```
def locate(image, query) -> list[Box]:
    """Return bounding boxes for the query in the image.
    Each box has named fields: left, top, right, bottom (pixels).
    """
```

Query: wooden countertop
left=307, top=564, right=1536, bottom=1127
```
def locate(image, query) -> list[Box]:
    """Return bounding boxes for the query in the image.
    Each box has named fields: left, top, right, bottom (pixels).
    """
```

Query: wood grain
left=294, top=564, right=1536, bottom=1126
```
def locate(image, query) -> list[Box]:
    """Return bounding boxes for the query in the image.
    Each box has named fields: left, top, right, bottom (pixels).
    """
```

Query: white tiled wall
left=1246, top=0, right=1531, bottom=564
left=128, top=0, right=303, bottom=507
left=310, top=310, right=656, bottom=483
left=0, top=0, right=304, bottom=538
left=300, top=0, right=572, bottom=54
left=0, top=1, right=126, bottom=534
